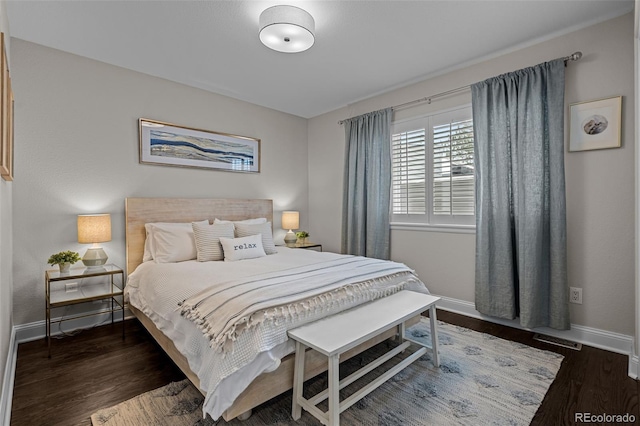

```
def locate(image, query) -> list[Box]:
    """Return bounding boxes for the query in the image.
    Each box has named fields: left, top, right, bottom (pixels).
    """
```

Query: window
left=391, top=106, right=475, bottom=228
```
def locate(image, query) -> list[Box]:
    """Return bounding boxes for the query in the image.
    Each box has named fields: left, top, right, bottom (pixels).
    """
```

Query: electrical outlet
left=569, top=287, right=582, bottom=304
left=65, top=282, right=78, bottom=293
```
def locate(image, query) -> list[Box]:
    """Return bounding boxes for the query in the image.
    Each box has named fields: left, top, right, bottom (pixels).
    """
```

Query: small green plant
left=47, top=250, right=81, bottom=266
left=295, top=231, right=309, bottom=239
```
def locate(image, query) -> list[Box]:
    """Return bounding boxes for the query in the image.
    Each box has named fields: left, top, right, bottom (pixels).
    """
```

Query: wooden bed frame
left=124, top=197, right=414, bottom=421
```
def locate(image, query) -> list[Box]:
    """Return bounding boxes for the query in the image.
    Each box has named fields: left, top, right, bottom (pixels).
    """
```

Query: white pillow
left=192, top=222, right=235, bottom=262
left=234, top=222, right=277, bottom=255
left=146, top=220, right=208, bottom=263
left=143, top=222, right=173, bottom=261
left=143, top=227, right=154, bottom=262
left=219, top=234, right=266, bottom=262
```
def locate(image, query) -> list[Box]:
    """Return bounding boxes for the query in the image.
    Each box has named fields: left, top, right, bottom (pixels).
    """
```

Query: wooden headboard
left=125, top=197, right=273, bottom=275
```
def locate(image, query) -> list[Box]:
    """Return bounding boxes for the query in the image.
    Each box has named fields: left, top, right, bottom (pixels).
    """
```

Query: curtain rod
left=338, top=51, right=582, bottom=125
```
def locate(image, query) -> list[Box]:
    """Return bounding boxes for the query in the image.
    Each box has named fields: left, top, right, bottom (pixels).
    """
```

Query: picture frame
left=0, top=32, right=13, bottom=181
left=139, top=118, right=260, bottom=173
left=569, top=96, right=621, bottom=152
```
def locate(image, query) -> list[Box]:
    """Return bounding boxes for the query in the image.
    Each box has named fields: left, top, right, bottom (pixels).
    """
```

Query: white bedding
left=125, top=247, right=428, bottom=419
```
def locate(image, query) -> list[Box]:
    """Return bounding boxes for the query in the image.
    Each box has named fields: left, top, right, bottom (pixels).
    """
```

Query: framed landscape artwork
left=0, top=32, right=13, bottom=181
left=139, top=118, right=260, bottom=173
left=569, top=96, right=622, bottom=152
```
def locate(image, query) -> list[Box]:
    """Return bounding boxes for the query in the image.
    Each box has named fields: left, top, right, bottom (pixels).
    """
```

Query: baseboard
left=15, top=307, right=132, bottom=344
left=629, top=353, right=639, bottom=379
left=0, top=326, right=16, bottom=426
left=436, top=296, right=634, bottom=356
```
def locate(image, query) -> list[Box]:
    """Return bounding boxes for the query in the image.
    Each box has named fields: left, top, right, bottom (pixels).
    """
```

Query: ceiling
left=6, top=0, right=634, bottom=118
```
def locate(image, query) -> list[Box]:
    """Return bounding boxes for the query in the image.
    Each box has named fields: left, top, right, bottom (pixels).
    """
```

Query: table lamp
left=282, top=211, right=299, bottom=245
left=77, top=214, right=111, bottom=267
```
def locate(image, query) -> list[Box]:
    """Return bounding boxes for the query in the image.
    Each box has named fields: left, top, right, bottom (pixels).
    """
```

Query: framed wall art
left=139, top=118, right=260, bottom=173
left=569, top=96, right=621, bottom=152
left=0, top=32, right=13, bottom=181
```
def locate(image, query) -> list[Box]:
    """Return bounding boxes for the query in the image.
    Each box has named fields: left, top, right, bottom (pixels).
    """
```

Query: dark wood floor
left=11, top=320, right=185, bottom=426
left=436, top=311, right=639, bottom=426
left=10, top=311, right=639, bottom=425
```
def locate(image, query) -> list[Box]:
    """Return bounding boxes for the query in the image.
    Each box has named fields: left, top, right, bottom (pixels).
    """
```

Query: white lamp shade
left=259, top=5, right=315, bottom=53
left=77, top=214, right=112, bottom=244
left=282, top=211, right=299, bottom=230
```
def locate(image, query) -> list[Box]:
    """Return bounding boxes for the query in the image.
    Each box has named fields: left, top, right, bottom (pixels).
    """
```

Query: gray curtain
left=342, top=108, right=392, bottom=259
left=471, top=59, right=569, bottom=330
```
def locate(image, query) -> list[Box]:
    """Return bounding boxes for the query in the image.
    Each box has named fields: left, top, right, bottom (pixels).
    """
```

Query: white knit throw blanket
left=179, top=256, right=419, bottom=353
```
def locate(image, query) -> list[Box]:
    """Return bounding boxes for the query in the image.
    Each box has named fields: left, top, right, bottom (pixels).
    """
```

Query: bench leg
left=328, top=354, right=340, bottom=426
left=429, top=305, right=440, bottom=367
left=292, top=341, right=306, bottom=420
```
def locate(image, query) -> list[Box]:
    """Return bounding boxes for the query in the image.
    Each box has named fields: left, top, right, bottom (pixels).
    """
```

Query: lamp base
left=82, top=247, right=108, bottom=267
left=284, top=230, right=297, bottom=246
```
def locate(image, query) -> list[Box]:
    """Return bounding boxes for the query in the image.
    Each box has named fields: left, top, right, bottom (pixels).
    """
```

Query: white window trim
left=390, top=222, right=476, bottom=234
left=391, top=104, right=475, bottom=229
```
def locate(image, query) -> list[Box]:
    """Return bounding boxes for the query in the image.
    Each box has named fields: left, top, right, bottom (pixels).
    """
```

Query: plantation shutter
left=391, top=105, right=474, bottom=227
left=391, top=128, right=426, bottom=215
left=432, top=118, right=475, bottom=216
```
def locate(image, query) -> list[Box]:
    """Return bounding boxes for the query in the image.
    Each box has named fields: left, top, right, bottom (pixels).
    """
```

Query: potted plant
left=48, top=250, right=81, bottom=273
left=295, top=231, right=309, bottom=244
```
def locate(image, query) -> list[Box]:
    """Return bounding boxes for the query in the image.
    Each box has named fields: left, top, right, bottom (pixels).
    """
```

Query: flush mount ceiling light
left=259, top=5, right=315, bottom=53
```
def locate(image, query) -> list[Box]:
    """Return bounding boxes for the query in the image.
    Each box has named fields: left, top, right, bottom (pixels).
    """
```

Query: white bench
left=287, top=290, right=440, bottom=426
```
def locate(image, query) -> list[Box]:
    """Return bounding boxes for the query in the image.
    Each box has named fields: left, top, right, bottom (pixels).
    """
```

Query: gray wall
left=308, top=13, right=635, bottom=336
left=0, top=0, right=11, bottom=399
left=11, top=39, right=310, bottom=325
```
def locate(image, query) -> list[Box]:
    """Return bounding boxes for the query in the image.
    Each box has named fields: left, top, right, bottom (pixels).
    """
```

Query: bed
left=124, top=197, right=429, bottom=421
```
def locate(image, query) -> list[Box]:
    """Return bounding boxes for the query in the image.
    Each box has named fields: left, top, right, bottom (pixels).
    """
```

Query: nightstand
left=45, top=263, right=125, bottom=357
left=286, top=242, right=323, bottom=252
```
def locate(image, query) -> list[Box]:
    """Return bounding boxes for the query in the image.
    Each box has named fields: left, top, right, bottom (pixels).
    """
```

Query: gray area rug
left=91, top=319, right=563, bottom=425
